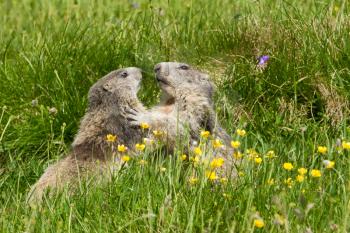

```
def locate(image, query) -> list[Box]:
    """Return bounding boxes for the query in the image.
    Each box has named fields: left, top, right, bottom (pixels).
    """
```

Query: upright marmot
left=28, top=67, right=146, bottom=203
left=127, top=62, right=235, bottom=173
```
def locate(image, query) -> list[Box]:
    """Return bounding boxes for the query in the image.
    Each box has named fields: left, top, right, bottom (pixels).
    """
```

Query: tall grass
left=0, top=0, right=349, bottom=232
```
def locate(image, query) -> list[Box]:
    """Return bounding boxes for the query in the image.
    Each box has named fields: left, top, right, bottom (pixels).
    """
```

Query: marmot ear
left=103, top=82, right=113, bottom=92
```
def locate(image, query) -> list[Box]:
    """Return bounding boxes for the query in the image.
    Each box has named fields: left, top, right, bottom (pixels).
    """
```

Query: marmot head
left=154, top=62, right=214, bottom=101
left=88, top=67, right=142, bottom=111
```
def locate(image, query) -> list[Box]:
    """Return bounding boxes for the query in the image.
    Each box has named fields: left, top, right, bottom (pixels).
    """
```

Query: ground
left=0, top=0, right=349, bottom=232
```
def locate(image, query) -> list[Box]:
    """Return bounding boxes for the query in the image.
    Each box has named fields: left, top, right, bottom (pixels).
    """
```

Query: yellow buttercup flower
left=298, top=167, right=308, bottom=175
left=266, top=150, right=277, bottom=159
left=160, top=167, right=167, bottom=172
left=135, top=143, right=146, bottom=151
left=143, top=138, right=154, bottom=145
left=296, top=175, right=305, bottom=183
left=323, top=160, right=335, bottom=169
left=138, top=159, right=147, bottom=165
left=236, top=129, right=246, bottom=137
left=200, top=131, right=210, bottom=138
left=121, top=155, right=130, bottom=162
left=117, top=144, right=127, bottom=153
left=106, top=134, right=117, bottom=142
left=205, top=171, right=218, bottom=180
left=267, top=178, right=275, bottom=185
left=283, top=162, right=293, bottom=171
left=238, top=171, right=245, bottom=177
left=140, top=122, right=150, bottom=129
left=188, top=176, right=199, bottom=185
left=210, top=157, right=225, bottom=169
left=246, top=148, right=259, bottom=159
left=254, top=157, right=262, bottom=164
left=253, top=219, right=265, bottom=228
left=180, top=154, right=187, bottom=161
left=230, top=140, right=241, bottom=149
left=310, top=169, right=322, bottom=178
left=284, top=177, right=293, bottom=188
left=233, top=151, right=243, bottom=159
left=190, top=156, right=200, bottom=165
left=317, top=146, right=327, bottom=154
left=193, top=147, right=202, bottom=156
left=220, top=177, right=228, bottom=184
left=212, top=139, right=223, bottom=149
left=342, top=141, right=350, bottom=150
left=152, top=130, right=163, bottom=137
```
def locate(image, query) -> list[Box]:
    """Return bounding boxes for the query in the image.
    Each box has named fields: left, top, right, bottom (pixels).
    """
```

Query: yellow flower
left=106, top=134, right=117, bottom=142
left=180, top=154, right=187, bottom=161
left=342, top=141, right=350, bottom=150
left=143, top=138, right=154, bottom=145
left=117, top=144, right=128, bottom=153
left=233, top=151, right=243, bottom=159
left=246, top=148, right=259, bottom=159
left=220, top=177, right=228, bottom=184
left=135, top=143, right=146, bottom=151
left=152, top=130, right=163, bottom=137
left=140, top=122, right=150, bottom=129
left=310, top=169, right=322, bottom=178
left=160, top=167, right=167, bottom=172
left=238, top=171, right=245, bottom=177
left=284, top=177, right=293, bottom=188
left=296, top=175, right=305, bottom=183
left=212, top=139, right=224, bottom=149
left=190, top=156, right=200, bottom=165
left=230, top=140, right=241, bottom=149
left=283, top=162, right=294, bottom=171
left=267, top=178, right=275, bottom=185
left=210, top=157, right=225, bottom=169
left=205, top=171, right=218, bottom=180
left=254, top=157, right=262, bottom=164
left=266, top=150, right=277, bottom=159
left=323, top=160, right=335, bottom=169
left=317, top=146, right=327, bottom=154
left=188, top=176, right=199, bottom=185
left=193, top=147, right=202, bottom=156
left=138, top=159, right=147, bottom=165
left=236, top=129, right=246, bottom=137
left=200, top=131, right=210, bottom=138
left=121, top=155, right=130, bottom=162
left=253, top=219, right=265, bottom=228
left=298, top=167, right=308, bottom=175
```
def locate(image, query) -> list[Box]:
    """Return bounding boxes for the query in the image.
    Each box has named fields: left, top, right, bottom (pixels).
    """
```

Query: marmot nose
left=154, top=64, right=161, bottom=73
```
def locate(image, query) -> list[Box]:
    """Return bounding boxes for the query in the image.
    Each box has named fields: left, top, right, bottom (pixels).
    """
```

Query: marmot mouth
left=156, top=77, right=170, bottom=86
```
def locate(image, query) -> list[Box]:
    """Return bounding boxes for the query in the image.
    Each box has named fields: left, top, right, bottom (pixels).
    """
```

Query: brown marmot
left=27, top=67, right=146, bottom=203
left=127, top=62, right=236, bottom=174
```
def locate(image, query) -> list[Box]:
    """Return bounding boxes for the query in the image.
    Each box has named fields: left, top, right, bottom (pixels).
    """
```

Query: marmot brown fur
left=27, top=67, right=146, bottom=203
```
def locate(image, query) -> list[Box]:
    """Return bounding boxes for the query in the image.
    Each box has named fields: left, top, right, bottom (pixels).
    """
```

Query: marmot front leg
left=126, top=109, right=187, bottom=151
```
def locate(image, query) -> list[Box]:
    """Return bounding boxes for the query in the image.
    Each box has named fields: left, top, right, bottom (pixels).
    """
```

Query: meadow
left=0, top=0, right=350, bottom=232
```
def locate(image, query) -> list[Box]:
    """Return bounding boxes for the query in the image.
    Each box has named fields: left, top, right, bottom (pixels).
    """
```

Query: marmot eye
left=120, top=71, right=128, bottom=78
left=179, top=65, right=190, bottom=70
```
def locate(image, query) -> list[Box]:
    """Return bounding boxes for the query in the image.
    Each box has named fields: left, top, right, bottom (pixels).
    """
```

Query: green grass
left=1, top=0, right=350, bottom=232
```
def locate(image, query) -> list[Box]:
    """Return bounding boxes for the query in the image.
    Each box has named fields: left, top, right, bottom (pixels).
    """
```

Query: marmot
left=127, top=62, right=236, bottom=174
left=28, top=67, right=146, bottom=203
